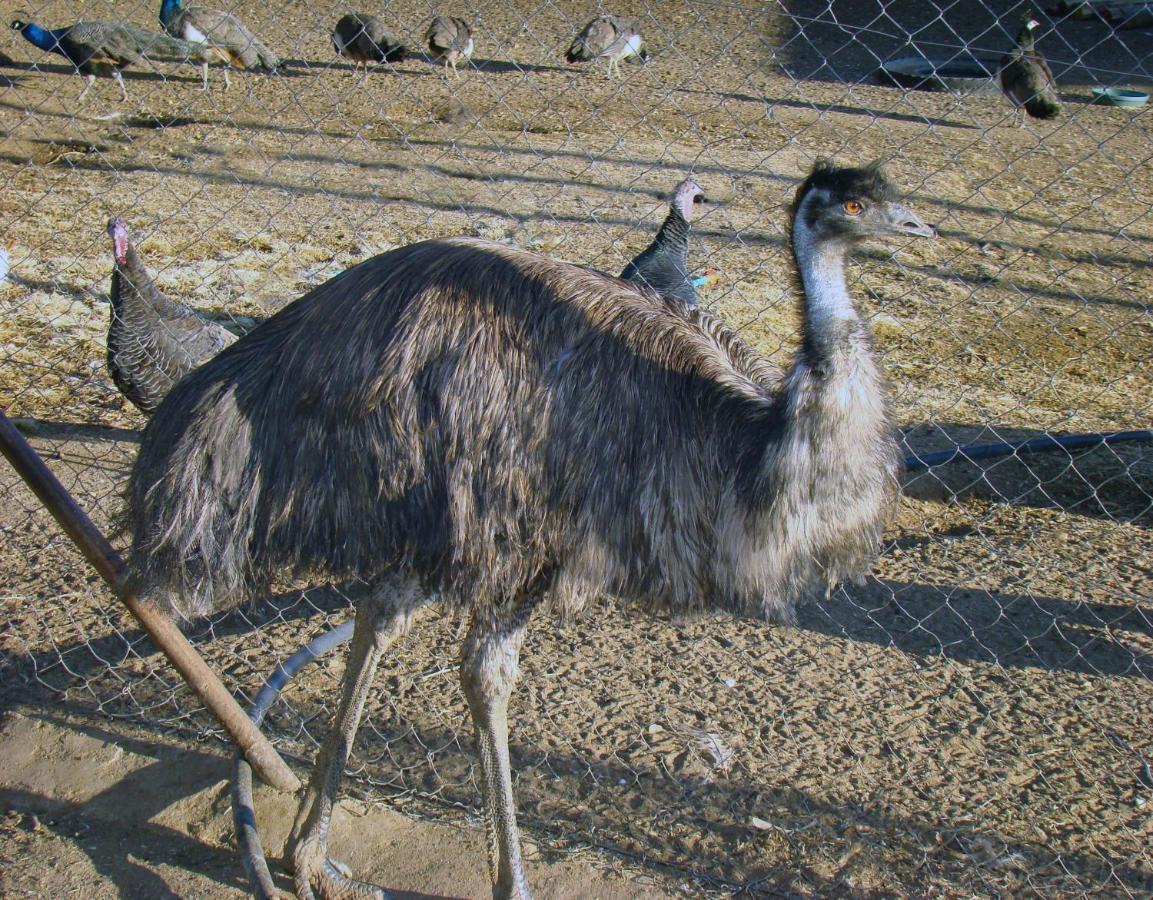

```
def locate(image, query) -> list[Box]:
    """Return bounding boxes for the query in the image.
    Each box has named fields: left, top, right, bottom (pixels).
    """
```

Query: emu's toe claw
left=296, top=857, right=389, bottom=900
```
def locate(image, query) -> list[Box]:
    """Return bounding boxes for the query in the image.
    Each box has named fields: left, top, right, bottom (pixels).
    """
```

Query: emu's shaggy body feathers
left=128, top=237, right=895, bottom=623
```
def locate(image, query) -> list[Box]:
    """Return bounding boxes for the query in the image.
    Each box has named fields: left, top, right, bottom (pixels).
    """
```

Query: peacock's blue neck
left=159, top=0, right=184, bottom=27
left=18, top=22, right=60, bottom=52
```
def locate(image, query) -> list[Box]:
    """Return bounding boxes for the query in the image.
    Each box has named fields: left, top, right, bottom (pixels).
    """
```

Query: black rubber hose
left=232, top=620, right=355, bottom=899
left=902, top=429, right=1152, bottom=472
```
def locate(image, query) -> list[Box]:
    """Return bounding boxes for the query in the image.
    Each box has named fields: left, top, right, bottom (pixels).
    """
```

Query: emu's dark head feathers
left=792, top=160, right=934, bottom=243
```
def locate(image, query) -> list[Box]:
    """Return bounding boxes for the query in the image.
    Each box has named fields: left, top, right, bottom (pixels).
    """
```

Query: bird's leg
left=222, top=65, right=232, bottom=90
left=460, top=607, right=534, bottom=900
left=78, top=73, right=96, bottom=102
left=200, top=61, right=210, bottom=91
left=113, top=69, right=128, bottom=102
left=289, top=581, right=419, bottom=900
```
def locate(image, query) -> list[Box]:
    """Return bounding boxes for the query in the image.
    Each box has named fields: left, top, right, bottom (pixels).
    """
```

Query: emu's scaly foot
left=293, top=841, right=389, bottom=900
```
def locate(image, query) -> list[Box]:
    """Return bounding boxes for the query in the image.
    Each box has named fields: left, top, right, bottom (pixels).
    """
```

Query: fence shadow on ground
left=809, top=578, right=1151, bottom=679
left=5, top=702, right=1148, bottom=896
left=0, top=59, right=205, bottom=90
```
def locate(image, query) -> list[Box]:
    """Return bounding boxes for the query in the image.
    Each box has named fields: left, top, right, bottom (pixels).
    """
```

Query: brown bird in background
left=426, top=15, right=473, bottom=77
left=566, top=15, right=648, bottom=78
left=998, top=14, right=1061, bottom=125
left=332, top=13, right=407, bottom=81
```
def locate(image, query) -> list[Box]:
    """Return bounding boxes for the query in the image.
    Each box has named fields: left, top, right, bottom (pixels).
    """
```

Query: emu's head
left=791, top=160, right=934, bottom=247
left=672, top=179, right=705, bottom=223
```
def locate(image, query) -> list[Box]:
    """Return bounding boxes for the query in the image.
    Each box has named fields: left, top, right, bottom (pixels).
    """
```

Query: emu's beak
left=886, top=203, right=935, bottom=239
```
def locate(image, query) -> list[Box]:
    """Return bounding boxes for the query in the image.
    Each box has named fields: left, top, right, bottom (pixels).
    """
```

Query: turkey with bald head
left=620, top=178, right=706, bottom=309
left=106, top=217, right=236, bottom=414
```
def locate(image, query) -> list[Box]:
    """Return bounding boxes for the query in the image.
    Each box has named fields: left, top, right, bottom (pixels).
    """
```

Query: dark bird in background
left=621, top=178, right=708, bottom=308
left=125, top=161, right=932, bottom=898
left=10, top=18, right=218, bottom=101
left=622, top=178, right=763, bottom=387
left=566, top=15, right=648, bottom=78
left=331, top=13, right=406, bottom=80
left=425, top=15, right=473, bottom=77
left=106, top=217, right=236, bottom=414
left=999, top=15, right=1061, bottom=124
left=159, top=0, right=279, bottom=90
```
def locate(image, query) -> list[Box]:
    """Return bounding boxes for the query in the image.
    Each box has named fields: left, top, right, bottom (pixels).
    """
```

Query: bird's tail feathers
left=254, top=42, right=279, bottom=72
left=137, top=31, right=228, bottom=65
left=1024, top=92, right=1060, bottom=118
left=566, top=40, right=592, bottom=63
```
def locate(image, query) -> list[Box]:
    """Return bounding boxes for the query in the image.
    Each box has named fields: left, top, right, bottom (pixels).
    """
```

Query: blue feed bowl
left=1091, top=87, right=1149, bottom=108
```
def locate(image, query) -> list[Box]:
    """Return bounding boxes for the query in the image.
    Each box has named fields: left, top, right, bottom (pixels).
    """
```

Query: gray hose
left=232, top=620, right=356, bottom=899
left=903, top=429, right=1152, bottom=472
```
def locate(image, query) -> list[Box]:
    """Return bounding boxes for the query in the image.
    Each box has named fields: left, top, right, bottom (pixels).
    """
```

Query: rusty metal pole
left=0, top=409, right=301, bottom=793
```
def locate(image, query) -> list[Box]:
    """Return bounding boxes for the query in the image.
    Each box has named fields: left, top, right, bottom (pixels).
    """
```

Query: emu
left=126, top=161, right=932, bottom=899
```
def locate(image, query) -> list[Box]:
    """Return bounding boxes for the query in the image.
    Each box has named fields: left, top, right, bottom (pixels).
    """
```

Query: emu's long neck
left=779, top=203, right=891, bottom=486
left=792, top=218, right=861, bottom=365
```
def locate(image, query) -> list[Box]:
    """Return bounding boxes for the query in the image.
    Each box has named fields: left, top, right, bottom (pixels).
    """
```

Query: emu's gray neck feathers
left=791, top=206, right=859, bottom=362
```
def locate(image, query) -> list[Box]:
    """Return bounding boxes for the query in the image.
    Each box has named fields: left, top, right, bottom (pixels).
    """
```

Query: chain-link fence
left=1, top=0, right=1150, bottom=895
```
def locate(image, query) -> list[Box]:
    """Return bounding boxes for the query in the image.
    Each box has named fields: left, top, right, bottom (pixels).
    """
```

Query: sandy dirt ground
left=1, top=0, right=1151, bottom=896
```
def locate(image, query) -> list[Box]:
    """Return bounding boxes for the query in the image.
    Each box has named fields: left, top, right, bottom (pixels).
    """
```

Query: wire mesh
left=1, top=0, right=1150, bottom=895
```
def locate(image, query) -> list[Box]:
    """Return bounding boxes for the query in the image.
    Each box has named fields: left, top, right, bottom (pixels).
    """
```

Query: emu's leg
left=461, top=609, right=534, bottom=900
left=289, top=583, right=418, bottom=900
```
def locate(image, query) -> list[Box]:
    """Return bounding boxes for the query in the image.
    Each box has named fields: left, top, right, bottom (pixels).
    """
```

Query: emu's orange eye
left=843, top=200, right=864, bottom=215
